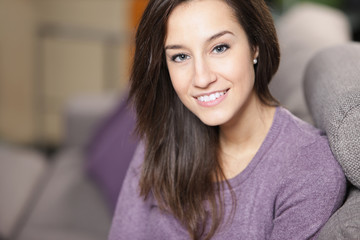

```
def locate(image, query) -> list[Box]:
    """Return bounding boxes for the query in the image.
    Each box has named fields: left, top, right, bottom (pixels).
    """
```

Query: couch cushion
left=17, top=148, right=111, bottom=240
left=86, top=94, right=139, bottom=212
left=0, top=145, right=47, bottom=239
left=304, top=43, right=360, bottom=188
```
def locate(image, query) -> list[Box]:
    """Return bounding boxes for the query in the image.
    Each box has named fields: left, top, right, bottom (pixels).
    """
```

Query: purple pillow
left=86, top=94, right=139, bottom=213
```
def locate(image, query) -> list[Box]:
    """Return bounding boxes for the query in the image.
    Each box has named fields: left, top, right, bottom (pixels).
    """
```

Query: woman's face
left=165, top=0, right=258, bottom=127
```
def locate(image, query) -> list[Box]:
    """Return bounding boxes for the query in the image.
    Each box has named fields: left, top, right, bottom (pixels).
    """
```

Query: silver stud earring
left=253, top=59, right=258, bottom=65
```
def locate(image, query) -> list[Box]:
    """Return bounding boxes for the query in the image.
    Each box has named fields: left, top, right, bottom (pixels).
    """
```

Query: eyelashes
left=171, top=53, right=190, bottom=63
left=170, top=44, right=230, bottom=63
left=212, top=44, right=229, bottom=54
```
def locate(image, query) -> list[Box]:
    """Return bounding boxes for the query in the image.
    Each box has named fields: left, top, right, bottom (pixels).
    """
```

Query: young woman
left=109, top=0, right=346, bottom=239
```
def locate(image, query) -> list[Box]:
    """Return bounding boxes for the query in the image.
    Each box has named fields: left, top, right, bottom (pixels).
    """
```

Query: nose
left=192, top=57, right=216, bottom=88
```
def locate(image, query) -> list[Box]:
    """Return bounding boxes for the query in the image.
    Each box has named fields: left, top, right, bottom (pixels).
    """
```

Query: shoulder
left=277, top=107, right=342, bottom=173
left=275, top=107, right=346, bottom=206
left=277, top=107, right=325, bottom=144
left=271, top=110, right=347, bottom=237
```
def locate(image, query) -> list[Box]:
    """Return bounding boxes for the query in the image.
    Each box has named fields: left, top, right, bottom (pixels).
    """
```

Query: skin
left=165, top=0, right=276, bottom=178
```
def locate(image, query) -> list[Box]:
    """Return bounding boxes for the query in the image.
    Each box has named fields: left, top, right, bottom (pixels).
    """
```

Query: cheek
left=168, top=69, right=182, bottom=94
left=213, top=47, right=252, bottom=78
left=217, top=56, right=254, bottom=85
left=168, top=65, right=191, bottom=96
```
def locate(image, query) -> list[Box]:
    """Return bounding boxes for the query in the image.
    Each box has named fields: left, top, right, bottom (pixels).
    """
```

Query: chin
left=197, top=114, right=228, bottom=127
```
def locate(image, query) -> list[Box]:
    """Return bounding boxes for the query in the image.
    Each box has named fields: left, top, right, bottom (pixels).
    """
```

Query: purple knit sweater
left=108, top=107, right=346, bottom=240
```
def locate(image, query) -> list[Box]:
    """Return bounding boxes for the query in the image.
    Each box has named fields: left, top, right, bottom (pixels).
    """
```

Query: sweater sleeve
left=270, top=141, right=346, bottom=240
left=108, top=143, right=150, bottom=240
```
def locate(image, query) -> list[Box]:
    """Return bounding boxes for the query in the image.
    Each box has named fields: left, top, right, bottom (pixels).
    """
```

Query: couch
left=0, top=3, right=358, bottom=240
left=0, top=94, right=120, bottom=240
left=304, top=43, right=360, bottom=239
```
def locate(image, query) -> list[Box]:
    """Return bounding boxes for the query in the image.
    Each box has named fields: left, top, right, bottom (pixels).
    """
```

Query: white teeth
left=197, top=90, right=227, bottom=102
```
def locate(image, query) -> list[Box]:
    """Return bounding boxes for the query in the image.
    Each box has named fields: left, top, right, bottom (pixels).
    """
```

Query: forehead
left=165, top=0, right=242, bottom=43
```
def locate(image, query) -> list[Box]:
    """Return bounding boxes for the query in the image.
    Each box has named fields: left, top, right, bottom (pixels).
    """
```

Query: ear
left=253, top=46, right=259, bottom=59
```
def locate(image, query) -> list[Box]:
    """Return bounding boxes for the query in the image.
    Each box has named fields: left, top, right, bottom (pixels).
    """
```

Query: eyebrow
left=164, top=30, right=234, bottom=50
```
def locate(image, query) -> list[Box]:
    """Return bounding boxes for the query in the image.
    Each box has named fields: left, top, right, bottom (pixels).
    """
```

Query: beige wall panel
left=0, top=0, right=36, bottom=143
left=0, top=0, right=131, bottom=144
left=41, top=38, right=105, bottom=143
left=43, top=111, right=62, bottom=144
left=35, top=0, right=131, bottom=32
left=42, top=38, right=104, bottom=100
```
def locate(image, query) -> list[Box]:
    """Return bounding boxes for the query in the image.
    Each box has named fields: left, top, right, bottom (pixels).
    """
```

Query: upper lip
left=193, top=89, right=229, bottom=98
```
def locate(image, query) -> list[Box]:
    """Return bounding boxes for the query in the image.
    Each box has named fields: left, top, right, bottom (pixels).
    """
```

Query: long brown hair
left=128, top=0, right=280, bottom=239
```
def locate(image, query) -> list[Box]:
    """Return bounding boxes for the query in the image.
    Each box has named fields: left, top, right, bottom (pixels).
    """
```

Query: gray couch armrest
left=63, top=93, right=120, bottom=148
left=305, top=42, right=360, bottom=240
left=304, top=43, right=360, bottom=189
left=317, top=187, right=360, bottom=240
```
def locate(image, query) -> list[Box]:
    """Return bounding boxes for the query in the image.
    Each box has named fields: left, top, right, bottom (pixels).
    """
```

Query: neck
left=219, top=91, right=276, bottom=178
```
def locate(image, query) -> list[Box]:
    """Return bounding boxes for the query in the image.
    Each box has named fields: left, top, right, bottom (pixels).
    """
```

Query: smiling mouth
left=196, top=89, right=229, bottom=102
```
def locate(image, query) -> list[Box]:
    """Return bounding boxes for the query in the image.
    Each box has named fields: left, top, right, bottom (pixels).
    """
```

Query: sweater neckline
left=222, top=106, right=285, bottom=191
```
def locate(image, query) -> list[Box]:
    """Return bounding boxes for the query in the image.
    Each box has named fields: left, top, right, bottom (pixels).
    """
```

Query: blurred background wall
left=0, top=0, right=359, bottom=153
left=0, top=0, right=141, bottom=150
